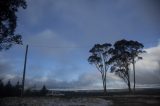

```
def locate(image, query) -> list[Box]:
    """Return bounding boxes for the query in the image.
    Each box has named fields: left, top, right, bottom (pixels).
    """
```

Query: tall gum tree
left=109, top=39, right=145, bottom=93
left=88, top=43, right=112, bottom=94
left=109, top=40, right=132, bottom=93
left=125, top=40, right=145, bottom=93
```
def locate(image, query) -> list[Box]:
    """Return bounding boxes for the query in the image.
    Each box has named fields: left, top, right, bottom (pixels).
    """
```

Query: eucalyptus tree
left=109, top=40, right=132, bottom=93
left=109, top=39, right=145, bottom=93
left=0, top=0, right=27, bottom=50
left=88, top=43, right=112, bottom=94
left=126, top=40, right=145, bottom=93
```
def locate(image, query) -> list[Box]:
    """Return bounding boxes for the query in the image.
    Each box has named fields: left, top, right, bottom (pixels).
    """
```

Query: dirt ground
left=0, top=96, right=160, bottom=106
left=0, top=97, right=111, bottom=106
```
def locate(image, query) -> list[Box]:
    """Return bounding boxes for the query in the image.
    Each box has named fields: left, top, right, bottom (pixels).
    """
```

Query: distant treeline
left=0, top=80, right=48, bottom=97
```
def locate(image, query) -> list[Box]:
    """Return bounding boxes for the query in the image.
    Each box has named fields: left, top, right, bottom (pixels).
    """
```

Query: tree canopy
left=88, top=39, right=145, bottom=94
left=109, top=40, right=133, bottom=92
left=88, top=43, right=112, bottom=93
left=0, top=0, right=27, bottom=50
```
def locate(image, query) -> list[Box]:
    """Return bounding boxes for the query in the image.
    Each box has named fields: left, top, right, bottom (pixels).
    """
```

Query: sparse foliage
left=88, top=43, right=112, bottom=94
left=124, top=40, right=145, bottom=93
left=0, top=0, right=27, bottom=50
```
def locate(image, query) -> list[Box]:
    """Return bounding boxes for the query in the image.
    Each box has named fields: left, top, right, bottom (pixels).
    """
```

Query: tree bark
left=133, top=58, right=136, bottom=94
left=128, top=80, right=131, bottom=93
left=102, top=74, right=107, bottom=94
left=127, top=66, right=132, bottom=94
left=104, top=71, right=107, bottom=94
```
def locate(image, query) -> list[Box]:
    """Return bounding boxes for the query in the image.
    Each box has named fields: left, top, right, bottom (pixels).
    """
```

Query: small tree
left=0, top=0, right=27, bottom=50
left=40, top=85, right=48, bottom=96
left=15, top=81, right=21, bottom=96
left=88, top=43, right=112, bottom=94
left=0, top=79, right=4, bottom=97
left=5, top=80, right=13, bottom=96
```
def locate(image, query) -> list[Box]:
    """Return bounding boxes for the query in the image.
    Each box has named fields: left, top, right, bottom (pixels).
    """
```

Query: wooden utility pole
left=21, top=44, right=28, bottom=96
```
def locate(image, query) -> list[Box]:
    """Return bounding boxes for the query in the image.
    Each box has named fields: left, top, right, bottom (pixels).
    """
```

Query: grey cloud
left=130, top=44, right=160, bottom=85
left=22, top=72, right=102, bottom=90
left=1, top=43, right=160, bottom=89
left=0, top=53, right=13, bottom=74
left=0, top=60, right=11, bottom=73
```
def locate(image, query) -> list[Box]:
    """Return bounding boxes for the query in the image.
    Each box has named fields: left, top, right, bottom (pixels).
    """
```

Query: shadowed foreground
left=0, top=97, right=110, bottom=106
left=0, top=96, right=160, bottom=106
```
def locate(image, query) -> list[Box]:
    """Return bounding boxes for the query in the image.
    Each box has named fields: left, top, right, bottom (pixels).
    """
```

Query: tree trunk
left=133, top=58, right=136, bottom=94
left=128, top=81, right=131, bottom=93
left=104, top=81, right=107, bottom=95
left=127, top=67, right=132, bottom=94
left=104, top=71, right=107, bottom=95
left=104, top=87, right=107, bottom=95
left=101, top=74, right=105, bottom=94
left=101, top=73, right=107, bottom=95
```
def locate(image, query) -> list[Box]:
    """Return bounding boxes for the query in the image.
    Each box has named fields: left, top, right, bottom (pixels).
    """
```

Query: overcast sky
left=0, top=0, right=160, bottom=90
